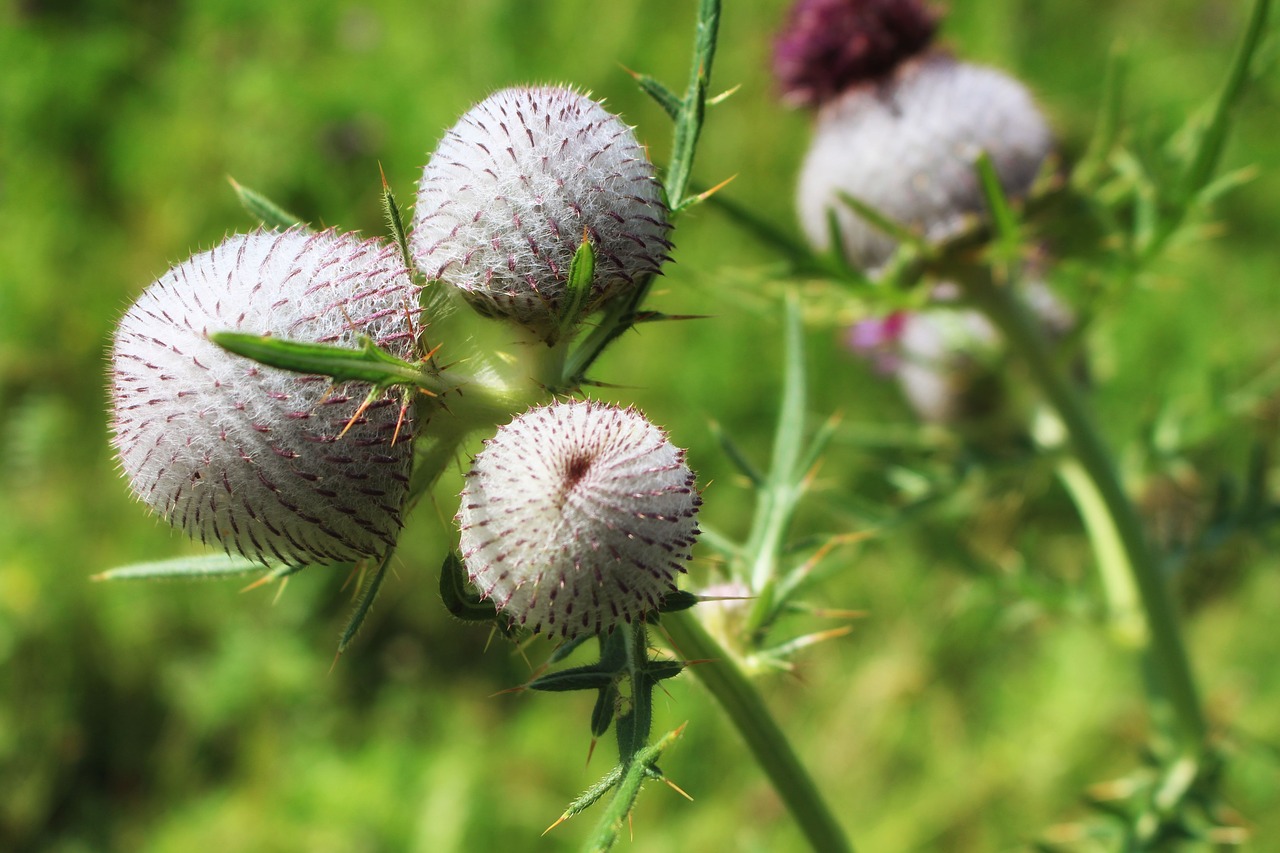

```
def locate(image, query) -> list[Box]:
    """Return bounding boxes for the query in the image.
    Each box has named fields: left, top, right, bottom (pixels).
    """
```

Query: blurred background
left=2, top=0, right=1277, bottom=849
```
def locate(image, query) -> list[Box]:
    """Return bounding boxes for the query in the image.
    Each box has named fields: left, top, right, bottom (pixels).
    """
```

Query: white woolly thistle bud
left=793, top=52, right=1053, bottom=272
left=110, top=228, right=421, bottom=566
left=411, top=86, right=672, bottom=342
left=457, top=400, right=700, bottom=639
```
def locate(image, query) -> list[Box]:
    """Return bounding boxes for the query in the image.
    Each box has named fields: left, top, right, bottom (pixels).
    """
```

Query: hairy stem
left=665, top=612, right=853, bottom=853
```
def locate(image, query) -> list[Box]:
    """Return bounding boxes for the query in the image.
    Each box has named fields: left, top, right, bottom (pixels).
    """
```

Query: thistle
left=411, top=86, right=672, bottom=343
left=849, top=280, right=1074, bottom=423
left=457, top=400, right=700, bottom=639
left=776, top=0, right=1053, bottom=271
left=109, top=228, right=421, bottom=566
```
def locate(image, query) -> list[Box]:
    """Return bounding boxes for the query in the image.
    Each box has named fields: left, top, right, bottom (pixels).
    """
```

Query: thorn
left=339, top=561, right=364, bottom=595
left=378, top=160, right=390, bottom=191
left=706, top=83, right=741, bottom=106
left=240, top=572, right=276, bottom=593
left=628, top=812, right=634, bottom=842
left=391, top=399, right=409, bottom=447
left=328, top=648, right=342, bottom=675
left=542, top=813, right=570, bottom=837
left=339, top=389, right=379, bottom=439
left=692, top=174, right=737, bottom=204
left=807, top=607, right=869, bottom=620
left=586, top=737, right=597, bottom=767
left=490, top=684, right=527, bottom=698
left=271, top=575, right=290, bottom=605
left=663, top=776, right=695, bottom=802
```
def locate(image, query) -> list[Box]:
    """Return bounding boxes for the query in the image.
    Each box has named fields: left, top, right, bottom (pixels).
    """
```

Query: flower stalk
left=964, top=268, right=1207, bottom=754
left=664, top=611, right=853, bottom=853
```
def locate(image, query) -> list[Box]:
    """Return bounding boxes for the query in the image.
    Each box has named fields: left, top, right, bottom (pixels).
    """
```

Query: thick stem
left=665, top=612, right=853, bottom=853
left=968, top=273, right=1207, bottom=753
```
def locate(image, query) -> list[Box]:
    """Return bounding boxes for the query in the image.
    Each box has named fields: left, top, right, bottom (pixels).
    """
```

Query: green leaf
left=835, top=190, right=930, bottom=255
left=555, top=235, right=596, bottom=343
left=656, top=589, right=698, bottom=615
left=337, top=548, right=395, bottom=655
left=210, top=332, right=439, bottom=393
left=438, top=551, right=503, bottom=624
left=627, top=69, right=681, bottom=120
left=379, top=165, right=413, bottom=273
left=527, top=667, right=617, bottom=693
left=1073, top=41, right=1129, bottom=191
left=580, top=726, right=685, bottom=851
left=227, top=177, right=307, bottom=230
left=92, top=553, right=269, bottom=581
left=709, top=419, right=764, bottom=487
left=665, top=0, right=721, bottom=212
left=701, top=189, right=820, bottom=273
left=548, top=633, right=593, bottom=664
left=1177, top=0, right=1271, bottom=201
left=973, top=152, right=1020, bottom=252
left=591, top=684, right=619, bottom=739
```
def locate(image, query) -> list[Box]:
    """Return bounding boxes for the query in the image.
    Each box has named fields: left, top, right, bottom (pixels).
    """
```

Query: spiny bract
left=110, top=228, right=421, bottom=567
left=457, top=400, right=700, bottom=639
left=411, top=86, right=672, bottom=341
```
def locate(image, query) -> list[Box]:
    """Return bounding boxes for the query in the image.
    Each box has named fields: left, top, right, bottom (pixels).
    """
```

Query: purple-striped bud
left=411, top=86, right=672, bottom=342
left=457, top=400, right=700, bottom=639
left=110, top=229, right=420, bottom=566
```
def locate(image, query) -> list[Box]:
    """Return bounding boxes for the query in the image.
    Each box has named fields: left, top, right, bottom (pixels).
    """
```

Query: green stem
left=665, top=612, right=853, bottom=853
left=967, top=274, right=1207, bottom=753
left=1055, top=453, right=1147, bottom=648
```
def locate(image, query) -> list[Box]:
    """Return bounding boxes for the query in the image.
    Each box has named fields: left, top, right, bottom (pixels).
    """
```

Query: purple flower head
left=774, top=0, right=938, bottom=107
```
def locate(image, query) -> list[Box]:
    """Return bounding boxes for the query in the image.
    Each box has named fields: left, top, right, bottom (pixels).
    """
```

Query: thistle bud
left=777, top=1, right=1053, bottom=272
left=457, top=400, right=700, bottom=639
left=411, top=86, right=672, bottom=342
left=849, top=280, right=1072, bottom=424
left=110, top=229, right=420, bottom=566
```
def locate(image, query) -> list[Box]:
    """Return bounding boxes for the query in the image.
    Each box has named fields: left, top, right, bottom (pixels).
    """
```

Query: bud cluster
left=110, top=90, right=698, bottom=640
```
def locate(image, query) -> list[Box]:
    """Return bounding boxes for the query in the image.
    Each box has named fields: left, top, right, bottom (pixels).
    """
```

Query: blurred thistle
left=776, top=0, right=1053, bottom=271
left=110, top=229, right=420, bottom=566
left=849, top=280, right=1074, bottom=424
left=773, top=0, right=937, bottom=108
left=457, top=400, right=700, bottom=639
left=411, top=86, right=673, bottom=344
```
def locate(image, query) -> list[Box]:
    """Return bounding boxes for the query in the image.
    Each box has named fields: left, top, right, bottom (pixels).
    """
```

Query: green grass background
left=2, top=0, right=1278, bottom=849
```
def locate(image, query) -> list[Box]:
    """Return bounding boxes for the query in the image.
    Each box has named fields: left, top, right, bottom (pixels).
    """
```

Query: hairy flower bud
left=796, top=54, right=1053, bottom=271
left=110, top=229, right=421, bottom=566
left=411, top=86, right=672, bottom=341
left=457, top=400, right=700, bottom=639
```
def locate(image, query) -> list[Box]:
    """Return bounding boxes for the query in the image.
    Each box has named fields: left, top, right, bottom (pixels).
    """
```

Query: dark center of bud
left=562, top=452, right=594, bottom=489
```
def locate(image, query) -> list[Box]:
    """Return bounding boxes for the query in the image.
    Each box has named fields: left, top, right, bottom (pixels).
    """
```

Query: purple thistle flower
left=774, top=0, right=939, bottom=107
